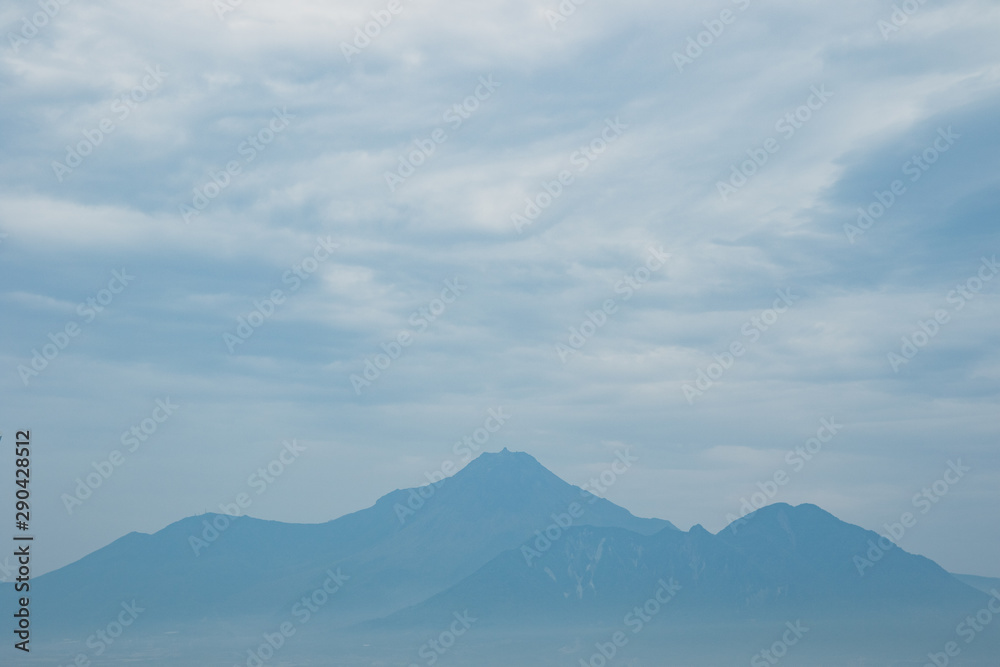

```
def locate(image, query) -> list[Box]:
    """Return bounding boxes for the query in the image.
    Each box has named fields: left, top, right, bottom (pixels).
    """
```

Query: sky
left=0, top=0, right=998, bottom=579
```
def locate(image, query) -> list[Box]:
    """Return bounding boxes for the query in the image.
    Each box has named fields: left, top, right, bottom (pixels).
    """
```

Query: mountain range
left=9, top=448, right=1000, bottom=666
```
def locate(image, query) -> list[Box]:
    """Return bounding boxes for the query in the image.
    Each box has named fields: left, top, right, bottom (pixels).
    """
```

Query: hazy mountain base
left=18, top=615, right=1000, bottom=667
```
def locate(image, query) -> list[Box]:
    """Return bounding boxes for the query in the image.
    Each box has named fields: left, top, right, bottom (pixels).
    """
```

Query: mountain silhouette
left=381, top=502, right=984, bottom=628
left=10, top=450, right=998, bottom=666
left=26, top=449, right=670, bottom=634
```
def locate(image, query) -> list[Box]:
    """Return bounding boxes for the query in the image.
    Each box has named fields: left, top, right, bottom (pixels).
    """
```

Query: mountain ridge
left=9, top=448, right=997, bottom=666
left=22, top=448, right=673, bottom=634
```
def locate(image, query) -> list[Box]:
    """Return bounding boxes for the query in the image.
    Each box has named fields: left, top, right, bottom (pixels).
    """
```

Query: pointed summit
left=422, top=449, right=676, bottom=538
left=454, top=448, right=557, bottom=486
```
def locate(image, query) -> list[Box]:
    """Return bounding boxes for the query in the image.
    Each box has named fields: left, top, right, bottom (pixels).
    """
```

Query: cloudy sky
left=1, top=0, right=998, bottom=578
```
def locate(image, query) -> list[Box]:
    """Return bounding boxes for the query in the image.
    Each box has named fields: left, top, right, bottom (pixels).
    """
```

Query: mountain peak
left=393, top=448, right=673, bottom=536
left=738, top=502, right=839, bottom=525
left=459, top=448, right=552, bottom=477
left=479, top=446, right=529, bottom=459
